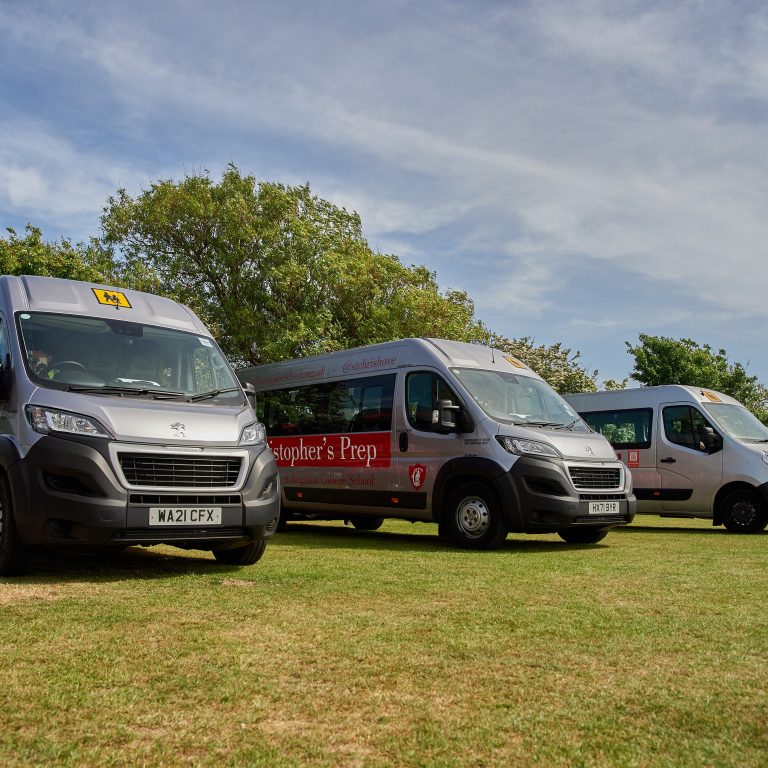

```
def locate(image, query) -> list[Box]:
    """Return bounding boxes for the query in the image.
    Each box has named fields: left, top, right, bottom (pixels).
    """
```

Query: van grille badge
left=170, top=422, right=186, bottom=438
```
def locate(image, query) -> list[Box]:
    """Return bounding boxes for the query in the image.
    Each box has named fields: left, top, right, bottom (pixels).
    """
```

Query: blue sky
left=1, top=0, right=767, bottom=385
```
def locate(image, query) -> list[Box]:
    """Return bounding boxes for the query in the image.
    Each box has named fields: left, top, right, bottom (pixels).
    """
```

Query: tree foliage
left=490, top=334, right=598, bottom=394
left=0, top=225, right=110, bottom=282
left=100, top=165, right=487, bottom=366
left=627, top=334, right=768, bottom=422
left=2, top=166, right=605, bottom=394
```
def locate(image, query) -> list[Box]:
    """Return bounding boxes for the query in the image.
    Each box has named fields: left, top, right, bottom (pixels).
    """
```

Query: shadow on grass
left=6, top=523, right=615, bottom=584
left=616, top=522, right=767, bottom=536
left=3, top=545, right=248, bottom=585
left=270, top=522, right=605, bottom=554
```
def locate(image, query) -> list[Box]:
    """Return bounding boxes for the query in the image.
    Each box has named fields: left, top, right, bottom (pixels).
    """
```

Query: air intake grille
left=118, top=454, right=242, bottom=488
left=568, top=466, right=621, bottom=490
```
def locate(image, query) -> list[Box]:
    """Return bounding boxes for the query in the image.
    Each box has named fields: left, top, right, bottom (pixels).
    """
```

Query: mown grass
left=1, top=517, right=766, bottom=767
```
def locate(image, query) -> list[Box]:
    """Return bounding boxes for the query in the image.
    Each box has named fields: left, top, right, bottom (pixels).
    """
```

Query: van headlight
left=26, top=406, right=112, bottom=438
left=762, top=451, right=768, bottom=466
left=240, top=421, right=267, bottom=446
left=496, top=435, right=561, bottom=458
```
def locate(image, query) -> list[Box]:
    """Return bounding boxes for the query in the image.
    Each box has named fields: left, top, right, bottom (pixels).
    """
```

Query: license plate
left=149, top=507, right=222, bottom=526
left=588, top=501, right=621, bottom=515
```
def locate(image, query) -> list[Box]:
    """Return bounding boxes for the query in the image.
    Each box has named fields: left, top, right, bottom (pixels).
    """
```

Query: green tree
left=627, top=334, right=768, bottom=422
left=489, top=334, right=598, bottom=394
left=100, top=165, right=486, bottom=366
left=0, top=225, right=112, bottom=281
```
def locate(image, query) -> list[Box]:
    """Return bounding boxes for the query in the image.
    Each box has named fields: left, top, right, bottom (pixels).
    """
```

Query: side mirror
left=433, top=399, right=461, bottom=434
left=242, top=381, right=257, bottom=411
left=700, top=426, right=722, bottom=453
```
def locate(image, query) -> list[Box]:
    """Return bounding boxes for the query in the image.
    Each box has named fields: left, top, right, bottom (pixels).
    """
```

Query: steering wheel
left=51, top=360, right=88, bottom=371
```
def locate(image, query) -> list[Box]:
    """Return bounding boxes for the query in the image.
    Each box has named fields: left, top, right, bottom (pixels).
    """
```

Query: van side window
left=663, top=405, right=714, bottom=452
left=406, top=372, right=460, bottom=432
left=260, top=374, right=395, bottom=436
left=581, top=408, right=652, bottom=449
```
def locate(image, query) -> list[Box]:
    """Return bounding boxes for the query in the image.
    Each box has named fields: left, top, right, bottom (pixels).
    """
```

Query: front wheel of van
left=720, top=490, right=768, bottom=534
left=0, top=474, right=27, bottom=576
left=558, top=528, right=608, bottom=544
left=441, top=483, right=507, bottom=550
left=212, top=539, right=268, bottom=565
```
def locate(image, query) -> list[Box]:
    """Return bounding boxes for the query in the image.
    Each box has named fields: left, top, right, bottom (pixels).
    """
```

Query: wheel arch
left=712, top=481, right=763, bottom=526
left=432, top=457, right=517, bottom=527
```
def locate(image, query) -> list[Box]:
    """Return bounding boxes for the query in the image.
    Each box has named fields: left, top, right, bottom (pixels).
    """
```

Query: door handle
left=660, top=457, right=676, bottom=463
left=399, top=431, right=409, bottom=452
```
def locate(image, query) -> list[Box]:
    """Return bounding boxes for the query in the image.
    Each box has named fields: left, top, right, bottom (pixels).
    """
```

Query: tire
left=213, top=539, right=268, bottom=565
left=0, top=474, right=27, bottom=576
left=558, top=528, right=609, bottom=544
left=349, top=516, right=384, bottom=531
left=720, top=489, right=768, bottom=534
left=440, top=482, right=507, bottom=550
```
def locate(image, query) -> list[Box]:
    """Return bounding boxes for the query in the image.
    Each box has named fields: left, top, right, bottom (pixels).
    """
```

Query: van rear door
left=657, top=402, right=723, bottom=515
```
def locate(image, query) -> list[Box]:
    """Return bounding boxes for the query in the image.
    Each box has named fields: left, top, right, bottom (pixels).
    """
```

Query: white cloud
left=2, top=0, right=768, bottom=379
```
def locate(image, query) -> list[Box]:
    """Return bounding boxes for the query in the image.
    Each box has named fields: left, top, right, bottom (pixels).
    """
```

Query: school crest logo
left=409, top=464, right=426, bottom=490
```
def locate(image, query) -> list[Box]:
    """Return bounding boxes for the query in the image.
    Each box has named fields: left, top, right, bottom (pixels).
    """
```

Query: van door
left=658, top=403, right=723, bottom=515
left=394, top=370, right=465, bottom=516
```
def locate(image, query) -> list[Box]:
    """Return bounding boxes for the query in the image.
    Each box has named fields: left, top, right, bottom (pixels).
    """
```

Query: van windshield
left=17, top=312, right=243, bottom=405
left=451, top=368, right=587, bottom=430
left=702, top=403, right=768, bottom=441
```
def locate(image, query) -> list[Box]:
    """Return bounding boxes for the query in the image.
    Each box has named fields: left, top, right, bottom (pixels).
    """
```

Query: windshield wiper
left=67, top=385, right=187, bottom=400
left=552, top=419, right=579, bottom=430
left=188, top=386, right=243, bottom=402
left=517, top=420, right=564, bottom=428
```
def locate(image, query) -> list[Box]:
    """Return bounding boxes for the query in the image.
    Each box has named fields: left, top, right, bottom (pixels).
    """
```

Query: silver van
left=238, top=338, right=635, bottom=549
left=0, top=275, right=280, bottom=575
left=565, top=385, right=768, bottom=533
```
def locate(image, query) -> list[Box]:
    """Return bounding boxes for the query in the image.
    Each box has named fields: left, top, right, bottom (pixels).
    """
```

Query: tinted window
left=406, top=372, right=461, bottom=431
left=260, top=374, right=395, bottom=436
left=663, top=405, right=714, bottom=452
left=581, top=408, right=652, bottom=449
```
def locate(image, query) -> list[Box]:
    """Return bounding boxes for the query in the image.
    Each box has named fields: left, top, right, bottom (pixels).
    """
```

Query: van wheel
left=213, top=539, right=268, bottom=565
left=0, top=474, right=27, bottom=576
left=441, top=482, right=507, bottom=550
left=558, top=528, right=608, bottom=544
left=349, top=516, right=384, bottom=531
left=721, top=490, right=768, bottom=533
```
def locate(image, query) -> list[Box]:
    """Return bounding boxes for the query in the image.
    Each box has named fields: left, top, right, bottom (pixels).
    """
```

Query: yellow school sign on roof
left=92, top=288, right=132, bottom=309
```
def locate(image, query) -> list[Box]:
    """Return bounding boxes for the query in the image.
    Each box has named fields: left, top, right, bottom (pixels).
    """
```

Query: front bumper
left=10, top=434, right=280, bottom=549
left=495, top=455, right=636, bottom=533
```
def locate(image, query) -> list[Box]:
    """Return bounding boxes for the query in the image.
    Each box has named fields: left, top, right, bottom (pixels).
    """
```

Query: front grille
left=129, top=494, right=242, bottom=505
left=114, top=527, right=245, bottom=542
left=118, top=454, right=242, bottom=488
left=568, top=466, right=621, bottom=490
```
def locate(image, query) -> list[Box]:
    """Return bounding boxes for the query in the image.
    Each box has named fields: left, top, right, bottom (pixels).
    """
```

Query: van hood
left=30, top=390, right=253, bottom=445
left=497, top=424, right=617, bottom=461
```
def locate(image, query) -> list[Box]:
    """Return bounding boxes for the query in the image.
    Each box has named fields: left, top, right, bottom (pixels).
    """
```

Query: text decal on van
left=269, top=433, right=391, bottom=468
left=92, top=288, right=132, bottom=308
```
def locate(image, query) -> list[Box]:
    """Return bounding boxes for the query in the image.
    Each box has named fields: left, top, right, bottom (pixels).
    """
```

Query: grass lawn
left=1, top=516, right=766, bottom=767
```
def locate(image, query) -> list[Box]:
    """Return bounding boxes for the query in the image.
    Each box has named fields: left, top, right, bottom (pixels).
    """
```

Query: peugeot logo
left=170, top=422, right=186, bottom=438
left=585, top=445, right=594, bottom=455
